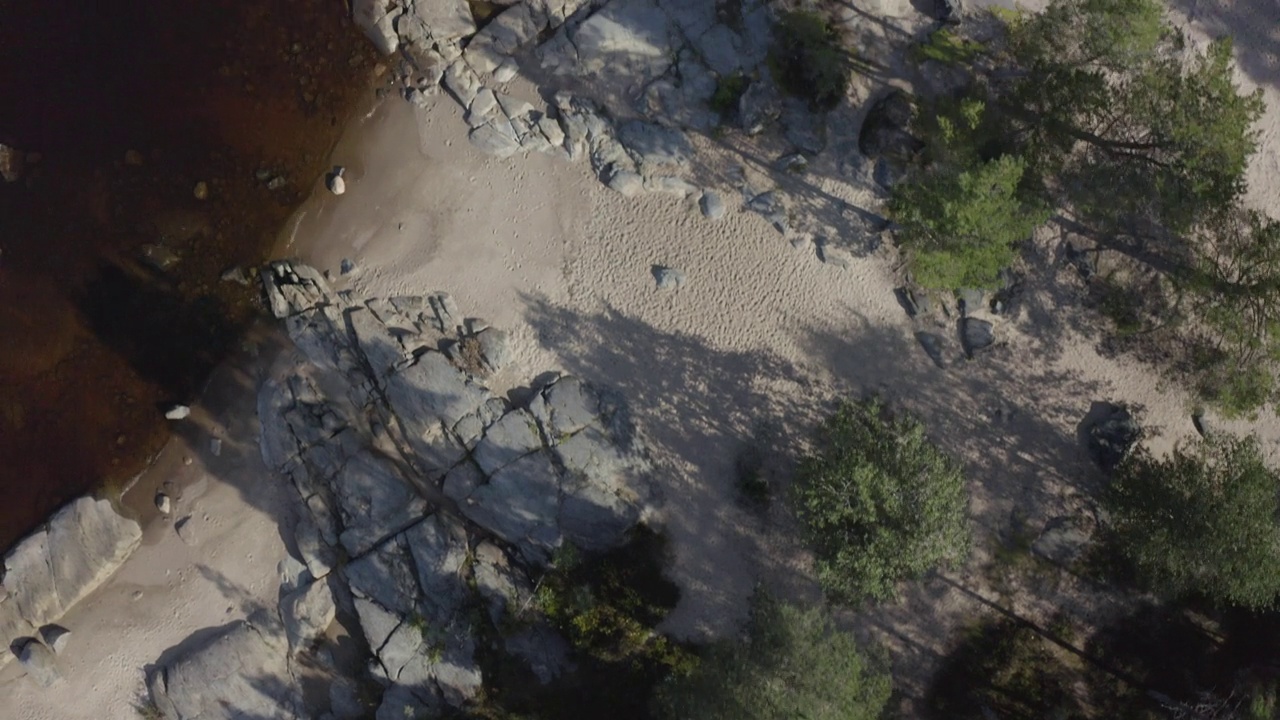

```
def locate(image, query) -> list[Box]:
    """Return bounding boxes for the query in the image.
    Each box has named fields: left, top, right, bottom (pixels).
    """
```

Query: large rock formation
left=146, top=263, right=652, bottom=718
left=1, top=497, right=142, bottom=671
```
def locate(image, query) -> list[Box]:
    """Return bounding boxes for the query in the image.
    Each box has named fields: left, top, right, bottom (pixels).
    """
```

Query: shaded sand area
left=5, top=0, right=1280, bottom=716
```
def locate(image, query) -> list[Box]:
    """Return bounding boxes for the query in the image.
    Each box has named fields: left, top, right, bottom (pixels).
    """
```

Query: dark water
left=0, top=0, right=381, bottom=549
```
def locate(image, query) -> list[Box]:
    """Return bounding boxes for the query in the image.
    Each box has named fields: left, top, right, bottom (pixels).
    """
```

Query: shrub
left=793, top=398, right=970, bottom=604
left=770, top=10, right=850, bottom=110
left=652, top=592, right=891, bottom=720
left=709, top=72, right=749, bottom=118
left=1103, top=433, right=1280, bottom=609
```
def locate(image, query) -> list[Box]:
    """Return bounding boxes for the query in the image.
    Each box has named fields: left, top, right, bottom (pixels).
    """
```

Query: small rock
left=960, top=318, right=995, bottom=357
left=193, top=181, right=209, bottom=200
left=326, top=167, right=346, bottom=195
left=209, top=438, right=223, bottom=456
left=778, top=153, right=808, bottom=173
left=164, top=404, right=191, bottom=420
left=0, top=143, right=25, bottom=182
left=15, top=639, right=59, bottom=687
left=476, top=328, right=511, bottom=372
left=139, top=243, right=181, bottom=272
left=340, top=258, right=357, bottom=275
left=124, top=150, right=144, bottom=166
left=220, top=266, right=249, bottom=285
left=1085, top=404, right=1141, bottom=473
left=652, top=266, right=686, bottom=290
left=1032, top=516, right=1093, bottom=566
left=915, top=331, right=947, bottom=368
left=39, top=625, right=72, bottom=654
left=957, top=288, right=984, bottom=315
left=894, top=287, right=920, bottom=317
left=493, top=59, right=519, bottom=83
left=155, top=493, right=172, bottom=515
left=607, top=168, right=645, bottom=197
left=267, top=176, right=288, bottom=191
left=790, top=235, right=812, bottom=252
left=175, top=515, right=197, bottom=545
left=817, top=240, right=853, bottom=269
left=699, top=191, right=726, bottom=220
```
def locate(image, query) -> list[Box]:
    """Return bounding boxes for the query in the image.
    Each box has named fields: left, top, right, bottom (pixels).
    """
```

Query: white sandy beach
left=5, top=0, right=1280, bottom=716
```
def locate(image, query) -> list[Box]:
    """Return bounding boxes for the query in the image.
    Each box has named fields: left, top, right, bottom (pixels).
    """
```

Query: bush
left=1103, top=433, right=1280, bottom=609
left=770, top=10, right=850, bottom=110
left=709, top=73, right=749, bottom=118
left=653, top=592, right=891, bottom=720
left=793, top=398, right=971, bottom=603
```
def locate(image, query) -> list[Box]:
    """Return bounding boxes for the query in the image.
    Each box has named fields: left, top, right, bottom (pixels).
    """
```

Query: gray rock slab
left=531, top=376, right=600, bottom=439
left=345, top=536, right=422, bottom=618
left=331, top=450, right=426, bottom=556
left=618, top=120, right=693, bottom=168
left=473, top=409, right=544, bottom=475
left=280, top=579, right=336, bottom=652
left=404, top=514, right=471, bottom=623
left=473, top=541, right=531, bottom=625
left=386, top=350, right=490, bottom=435
left=470, top=123, right=523, bottom=157
left=354, top=0, right=401, bottom=54
left=376, top=683, right=440, bottom=720
left=408, top=0, right=476, bottom=42
left=148, top=619, right=300, bottom=720
left=476, top=327, right=511, bottom=371
left=460, top=451, right=562, bottom=557
left=696, top=24, right=743, bottom=76
left=571, top=0, right=675, bottom=85
left=1032, top=516, right=1093, bottom=567
left=443, top=459, right=486, bottom=502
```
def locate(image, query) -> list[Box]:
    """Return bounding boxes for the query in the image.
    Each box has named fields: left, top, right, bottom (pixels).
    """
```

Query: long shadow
left=1167, top=0, right=1280, bottom=93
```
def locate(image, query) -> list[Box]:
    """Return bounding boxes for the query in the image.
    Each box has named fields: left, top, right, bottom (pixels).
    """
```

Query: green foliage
left=793, top=398, right=971, bottom=604
left=652, top=592, right=891, bottom=720
left=709, top=73, right=749, bottom=118
left=891, top=153, right=1049, bottom=290
left=469, top=529, right=690, bottom=720
left=1000, top=0, right=1264, bottom=233
left=929, top=619, right=1086, bottom=719
left=533, top=534, right=690, bottom=674
left=1179, top=211, right=1280, bottom=417
left=770, top=10, right=850, bottom=110
left=912, top=27, right=983, bottom=65
left=1103, top=433, right=1280, bottom=609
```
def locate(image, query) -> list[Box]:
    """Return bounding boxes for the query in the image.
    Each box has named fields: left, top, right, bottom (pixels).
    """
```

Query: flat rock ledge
left=1, top=497, right=142, bottom=673
left=356, top=0, right=788, bottom=209
left=145, top=262, right=654, bottom=718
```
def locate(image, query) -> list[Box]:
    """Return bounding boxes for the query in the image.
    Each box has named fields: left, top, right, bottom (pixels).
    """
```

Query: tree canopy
left=652, top=593, right=891, bottom=720
left=1104, top=432, right=1280, bottom=609
left=890, top=0, right=1276, bottom=414
left=792, top=398, right=970, bottom=604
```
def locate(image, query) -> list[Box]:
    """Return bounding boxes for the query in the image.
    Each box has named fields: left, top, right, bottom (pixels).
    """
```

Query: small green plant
left=134, top=700, right=165, bottom=720
left=912, top=28, right=983, bottom=65
left=709, top=73, right=749, bottom=118
left=770, top=10, right=851, bottom=110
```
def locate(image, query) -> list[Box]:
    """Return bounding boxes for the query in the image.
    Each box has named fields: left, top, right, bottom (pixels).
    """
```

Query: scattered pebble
left=39, top=624, right=71, bottom=654
left=193, top=181, right=209, bottom=200
left=183, top=456, right=193, bottom=466
left=652, top=265, right=686, bottom=290
left=326, top=166, right=346, bottom=195
left=155, top=492, right=172, bottom=515
left=209, top=438, right=222, bottom=456
left=220, top=266, right=249, bottom=285
left=164, top=405, right=191, bottom=420
left=699, top=191, right=726, bottom=220
left=340, top=258, right=357, bottom=275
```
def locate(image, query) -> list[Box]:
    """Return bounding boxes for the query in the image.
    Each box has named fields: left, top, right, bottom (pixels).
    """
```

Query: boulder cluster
left=145, top=262, right=654, bottom=719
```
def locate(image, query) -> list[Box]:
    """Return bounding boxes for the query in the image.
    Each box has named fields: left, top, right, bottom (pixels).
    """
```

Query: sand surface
left=6, top=0, right=1280, bottom=715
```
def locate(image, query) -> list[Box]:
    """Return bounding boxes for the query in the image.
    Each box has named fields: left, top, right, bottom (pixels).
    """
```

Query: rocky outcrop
left=146, top=262, right=652, bottom=718
left=1, top=497, right=142, bottom=672
left=147, top=617, right=302, bottom=720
